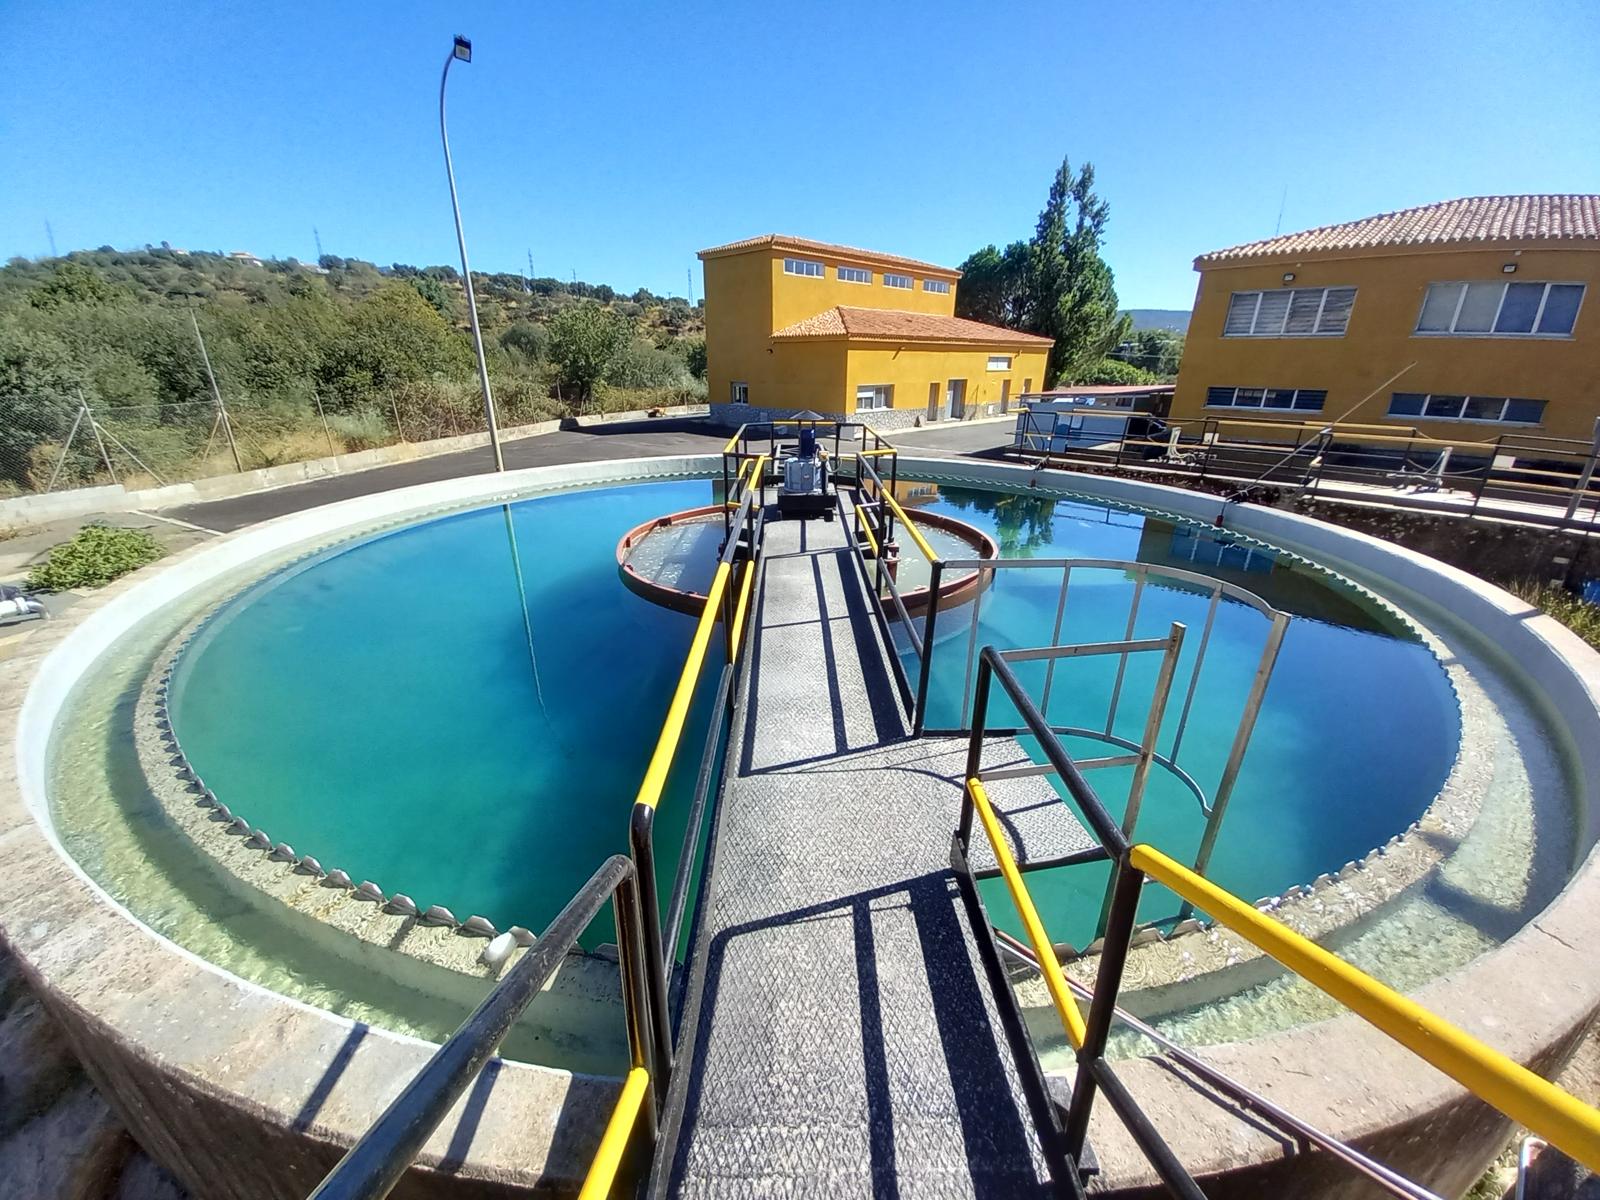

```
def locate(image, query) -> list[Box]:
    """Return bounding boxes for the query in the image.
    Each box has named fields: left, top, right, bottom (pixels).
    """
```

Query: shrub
left=1068, top=358, right=1157, bottom=386
left=605, top=341, right=693, bottom=391
left=29, top=523, right=164, bottom=590
left=323, top=408, right=392, bottom=451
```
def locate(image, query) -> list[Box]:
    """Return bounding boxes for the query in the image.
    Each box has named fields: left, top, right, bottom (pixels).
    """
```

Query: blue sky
left=3, top=1, right=1597, bottom=310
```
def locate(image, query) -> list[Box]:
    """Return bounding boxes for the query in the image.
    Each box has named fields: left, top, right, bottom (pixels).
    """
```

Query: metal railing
left=309, top=855, right=657, bottom=1200
left=1010, top=406, right=1600, bottom=532
left=957, top=643, right=1600, bottom=1196
left=839, top=470, right=1292, bottom=887
left=628, top=452, right=766, bottom=1098
left=850, top=447, right=941, bottom=720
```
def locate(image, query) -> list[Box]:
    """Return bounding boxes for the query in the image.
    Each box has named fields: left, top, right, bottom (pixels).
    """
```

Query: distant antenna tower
left=314, top=226, right=325, bottom=262
left=45, top=220, right=58, bottom=258
left=687, top=266, right=695, bottom=306
left=525, top=249, right=534, bottom=294
left=1274, top=186, right=1288, bottom=236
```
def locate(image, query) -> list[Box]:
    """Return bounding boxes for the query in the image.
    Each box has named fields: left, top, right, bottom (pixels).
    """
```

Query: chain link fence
left=1, top=377, right=699, bottom=499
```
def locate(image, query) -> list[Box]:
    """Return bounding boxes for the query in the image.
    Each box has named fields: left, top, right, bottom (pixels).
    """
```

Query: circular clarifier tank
left=16, top=454, right=1597, bottom=1197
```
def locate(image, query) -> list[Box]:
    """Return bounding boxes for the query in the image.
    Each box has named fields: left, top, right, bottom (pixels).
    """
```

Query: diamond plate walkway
left=653, top=507, right=1092, bottom=1198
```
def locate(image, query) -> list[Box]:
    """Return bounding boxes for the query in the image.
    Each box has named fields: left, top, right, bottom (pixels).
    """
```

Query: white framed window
left=1205, top=386, right=1327, bottom=412
left=730, top=381, right=749, bottom=405
left=837, top=265, right=871, bottom=284
left=1414, top=281, right=1585, bottom=337
left=1223, top=287, right=1356, bottom=337
left=883, top=273, right=913, bottom=289
left=924, top=279, right=951, bottom=294
left=855, top=384, right=893, bottom=411
left=986, top=355, right=1012, bottom=372
left=1387, top=392, right=1545, bottom=425
left=783, top=257, right=824, bottom=277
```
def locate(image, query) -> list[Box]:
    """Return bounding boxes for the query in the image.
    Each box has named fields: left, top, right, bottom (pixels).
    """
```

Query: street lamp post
left=440, top=35, right=505, bottom=472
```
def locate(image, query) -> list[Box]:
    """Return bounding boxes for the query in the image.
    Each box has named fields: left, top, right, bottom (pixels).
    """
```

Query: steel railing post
left=1064, top=856, right=1145, bottom=1161
left=913, top=563, right=943, bottom=735
left=614, top=870, right=664, bottom=1124
left=628, top=806, right=675, bottom=1092
left=1188, top=609, right=1290, bottom=891
left=960, top=654, right=993, bottom=848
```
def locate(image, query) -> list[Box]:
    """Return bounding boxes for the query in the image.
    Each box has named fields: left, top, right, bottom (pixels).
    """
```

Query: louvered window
left=1223, top=287, right=1356, bottom=336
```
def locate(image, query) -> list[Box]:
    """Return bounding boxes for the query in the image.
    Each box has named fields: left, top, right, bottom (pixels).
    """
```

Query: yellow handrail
left=967, top=780, right=1087, bottom=1048
left=856, top=506, right=881, bottom=556
left=576, top=1067, right=650, bottom=1200
left=633, top=456, right=765, bottom=812
left=1129, top=843, right=1600, bottom=1171
left=859, top=447, right=899, bottom=458
left=722, top=429, right=742, bottom=454
left=879, top=489, right=938, bottom=565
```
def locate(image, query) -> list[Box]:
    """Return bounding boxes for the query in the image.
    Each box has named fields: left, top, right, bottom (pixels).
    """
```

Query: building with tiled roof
left=771, top=307, right=1054, bottom=346
left=697, top=235, right=1051, bottom=428
left=1196, top=196, right=1600, bottom=266
left=1171, top=196, right=1600, bottom=443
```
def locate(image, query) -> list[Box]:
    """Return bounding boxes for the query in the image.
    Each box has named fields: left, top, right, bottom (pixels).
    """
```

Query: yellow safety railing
left=632, top=455, right=764, bottom=812
left=866, top=474, right=938, bottom=563
left=729, top=555, right=758, bottom=655
left=967, top=780, right=1087, bottom=1048
left=1128, top=843, right=1600, bottom=1171
left=576, top=1067, right=651, bottom=1200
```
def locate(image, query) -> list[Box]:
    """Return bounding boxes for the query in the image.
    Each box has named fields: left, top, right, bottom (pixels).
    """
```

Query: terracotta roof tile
left=698, top=234, right=960, bottom=277
left=1198, top=195, right=1600, bottom=265
left=771, top=306, right=1053, bottom=347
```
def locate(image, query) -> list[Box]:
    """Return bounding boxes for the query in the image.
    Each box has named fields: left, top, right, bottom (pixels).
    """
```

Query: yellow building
left=698, top=235, right=1052, bottom=430
left=1171, top=195, right=1600, bottom=445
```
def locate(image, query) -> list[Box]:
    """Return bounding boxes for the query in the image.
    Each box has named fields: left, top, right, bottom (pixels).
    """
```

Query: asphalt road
left=167, top=418, right=733, bottom=533
left=892, top=417, right=1017, bottom=458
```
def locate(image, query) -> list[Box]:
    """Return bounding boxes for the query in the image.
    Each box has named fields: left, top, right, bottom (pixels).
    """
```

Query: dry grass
left=1505, top=578, right=1600, bottom=650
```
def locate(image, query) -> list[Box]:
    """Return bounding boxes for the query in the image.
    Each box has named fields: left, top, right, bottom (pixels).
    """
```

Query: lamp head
left=453, top=36, right=472, bottom=63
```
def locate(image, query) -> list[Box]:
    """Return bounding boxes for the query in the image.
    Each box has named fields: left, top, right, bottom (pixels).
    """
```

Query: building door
left=1000, top=379, right=1011, bottom=413
left=947, top=379, right=967, bottom=420
left=927, top=382, right=942, bottom=422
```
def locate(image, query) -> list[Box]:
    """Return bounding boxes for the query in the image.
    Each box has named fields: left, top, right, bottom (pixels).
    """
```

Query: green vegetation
left=28, top=523, right=164, bottom=590
left=1507, top=578, right=1600, bottom=650
left=955, top=156, right=1132, bottom=388
left=0, top=247, right=706, bottom=493
left=1113, top=327, right=1186, bottom=380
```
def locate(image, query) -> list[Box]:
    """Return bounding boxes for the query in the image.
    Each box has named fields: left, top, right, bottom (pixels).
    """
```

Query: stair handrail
left=961, top=642, right=1600, bottom=1196
left=308, top=854, right=656, bottom=1200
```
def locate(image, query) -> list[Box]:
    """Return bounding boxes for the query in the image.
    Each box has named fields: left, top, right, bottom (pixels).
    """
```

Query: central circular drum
left=616, top=503, right=997, bottom=615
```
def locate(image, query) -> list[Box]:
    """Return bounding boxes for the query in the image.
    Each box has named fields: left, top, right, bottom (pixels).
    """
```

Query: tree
left=409, top=275, right=457, bottom=322
left=683, top=337, right=707, bottom=380
left=28, top=262, right=121, bottom=309
left=547, top=304, right=630, bottom=406
left=1075, top=358, right=1157, bottom=386
left=955, top=156, right=1132, bottom=387
left=954, top=243, right=1031, bottom=328
left=1116, top=328, right=1185, bottom=379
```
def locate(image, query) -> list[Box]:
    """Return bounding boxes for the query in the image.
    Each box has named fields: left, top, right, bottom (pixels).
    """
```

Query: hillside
left=0, top=247, right=706, bottom=494
left=1120, top=308, right=1190, bottom=332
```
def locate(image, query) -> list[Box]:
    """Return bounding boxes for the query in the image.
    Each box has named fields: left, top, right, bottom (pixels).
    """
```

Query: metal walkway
left=652, top=505, right=1089, bottom=1198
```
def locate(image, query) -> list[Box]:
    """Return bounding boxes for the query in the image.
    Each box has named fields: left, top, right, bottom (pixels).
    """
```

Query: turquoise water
left=907, top=485, right=1460, bottom=948
left=171, top=477, right=1458, bottom=953
left=171, top=480, right=723, bottom=944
